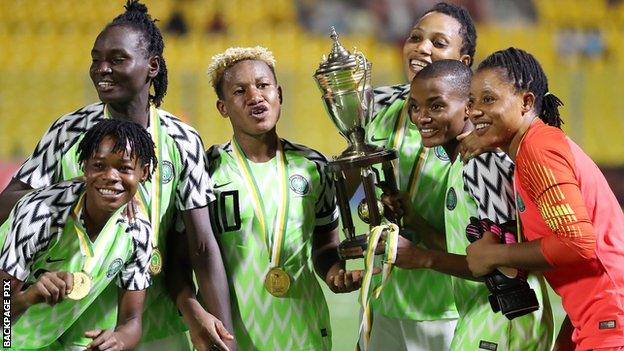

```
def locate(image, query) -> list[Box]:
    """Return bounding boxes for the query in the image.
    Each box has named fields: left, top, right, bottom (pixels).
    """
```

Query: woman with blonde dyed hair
left=204, top=46, right=367, bottom=350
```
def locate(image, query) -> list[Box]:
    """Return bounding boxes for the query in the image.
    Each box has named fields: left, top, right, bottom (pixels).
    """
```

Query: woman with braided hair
left=0, top=1, right=234, bottom=350
left=466, top=47, right=624, bottom=350
left=0, top=119, right=155, bottom=351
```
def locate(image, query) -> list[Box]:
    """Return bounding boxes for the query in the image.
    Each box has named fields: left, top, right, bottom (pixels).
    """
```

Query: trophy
left=314, top=28, right=399, bottom=259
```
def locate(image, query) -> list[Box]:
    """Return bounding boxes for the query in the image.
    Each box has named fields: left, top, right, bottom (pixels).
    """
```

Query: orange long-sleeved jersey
left=515, top=119, right=624, bottom=350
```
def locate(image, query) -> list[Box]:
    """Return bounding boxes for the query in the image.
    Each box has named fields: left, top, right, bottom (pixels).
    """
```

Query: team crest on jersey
left=434, top=146, right=450, bottom=161
left=106, top=258, right=124, bottom=278
left=446, top=187, right=457, bottom=210
left=516, top=194, right=526, bottom=212
left=161, top=160, right=174, bottom=184
left=289, top=174, right=310, bottom=196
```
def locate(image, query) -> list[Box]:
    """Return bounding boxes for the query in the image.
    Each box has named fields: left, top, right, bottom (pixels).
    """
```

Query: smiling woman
left=0, top=1, right=234, bottom=350
left=0, top=119, right=154, bottom=350
left=360, top=3, right=477, bottom=350
left=77, top=119, right=155, bottom=224
left=465, top=47, right=624, bottom=350
left=90, top=25, right=158, bottom=114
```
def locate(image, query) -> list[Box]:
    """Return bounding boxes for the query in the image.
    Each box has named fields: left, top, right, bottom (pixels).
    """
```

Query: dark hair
left=414, top=59, right=472, bottom=97
left=477, top=47, right=564, bottom=128
left=423, top=2, right=477, bottom=66
left=78, top=119, right=157, bottom=180
left=105, top=0, right=167, bottom=107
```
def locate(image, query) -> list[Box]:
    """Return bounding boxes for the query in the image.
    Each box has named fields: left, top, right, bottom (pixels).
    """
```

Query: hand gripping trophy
left=314, top=28, right=399, bottom=260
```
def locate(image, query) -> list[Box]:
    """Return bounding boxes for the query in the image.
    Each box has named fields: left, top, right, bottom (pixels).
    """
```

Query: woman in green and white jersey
left=0, top=1, right=234, bottom=350
left=0, top=119, right=154, bottom=350
left=360, top=3, right=477, bottom=350
left=384, top=60, right=554, bottom=350
left=204, top=46, right=368, bottom=351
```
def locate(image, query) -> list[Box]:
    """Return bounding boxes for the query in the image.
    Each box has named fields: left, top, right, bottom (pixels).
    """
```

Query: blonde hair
left=207, top=46, right=276, bottom=98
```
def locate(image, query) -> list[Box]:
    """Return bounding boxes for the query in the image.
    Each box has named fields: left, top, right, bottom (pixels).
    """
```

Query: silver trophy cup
left=314, top=28, right=398, bottom=259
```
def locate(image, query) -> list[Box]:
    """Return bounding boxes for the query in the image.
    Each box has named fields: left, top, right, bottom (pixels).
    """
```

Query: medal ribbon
left=104, top=105, right=162, bottom=250
left=231, top=137, right=290, bottom=268
left=13, top=191, right=134, bottom=349
left=71, top=192, right=126, bottom=274
left=389, top=102, right=429, bottom=200
left=357, top=223, right=400, bottom=351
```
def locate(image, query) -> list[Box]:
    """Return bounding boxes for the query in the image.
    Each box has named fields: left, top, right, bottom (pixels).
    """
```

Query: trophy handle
left=353, top=52, right=369, bottom=114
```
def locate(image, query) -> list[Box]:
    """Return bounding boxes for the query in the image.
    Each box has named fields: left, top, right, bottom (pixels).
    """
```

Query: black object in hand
left=466, top=217, right=540, bottom=320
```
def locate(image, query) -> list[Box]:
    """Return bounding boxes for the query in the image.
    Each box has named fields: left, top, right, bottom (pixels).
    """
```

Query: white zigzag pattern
left=254, top=317, right=274, bottom=346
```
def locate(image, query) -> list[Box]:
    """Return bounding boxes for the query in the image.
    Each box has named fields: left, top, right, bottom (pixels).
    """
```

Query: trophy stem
left=333, top=171, right=355, bottom=239
left=361, top=167, right=382, bottom=226
left=381, top=160, right=400, bottom=224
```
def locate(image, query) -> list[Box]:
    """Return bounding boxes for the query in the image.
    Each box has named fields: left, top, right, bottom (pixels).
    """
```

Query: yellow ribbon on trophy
left=357, top=222, right=399, bottom=351
left=231, top=137, right=291, bottom=297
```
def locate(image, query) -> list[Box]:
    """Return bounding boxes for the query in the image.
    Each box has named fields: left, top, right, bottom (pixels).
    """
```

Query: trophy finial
left=328, top=27, right=350, bottom=62
left=330, top=26, right=338, bottom=42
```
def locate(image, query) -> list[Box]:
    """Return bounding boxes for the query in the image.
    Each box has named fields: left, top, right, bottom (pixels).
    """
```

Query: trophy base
left=338, top=234, right=385, bottom=260
left=329, top=148, right=397, bottom=171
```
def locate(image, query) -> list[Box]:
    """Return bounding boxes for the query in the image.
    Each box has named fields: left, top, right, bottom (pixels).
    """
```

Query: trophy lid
left=315, top=27, right=360, bottom=74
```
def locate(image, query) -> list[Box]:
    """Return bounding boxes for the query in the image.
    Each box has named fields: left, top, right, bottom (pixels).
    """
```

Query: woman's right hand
left=24, top=271, right=73, bottom=306
left=457, top=130, right=496, bottom=163
left=378, top=182, right=412, bottom=220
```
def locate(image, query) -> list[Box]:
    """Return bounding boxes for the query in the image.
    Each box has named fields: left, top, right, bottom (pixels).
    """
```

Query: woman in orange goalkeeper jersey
left=465, top=47, right=624, bottom=351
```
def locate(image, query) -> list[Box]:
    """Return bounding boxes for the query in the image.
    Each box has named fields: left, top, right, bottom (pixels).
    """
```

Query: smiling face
left=216, top=59, right=282, bottom=138
left=402, top=12, right=470, bottom=82
left=469, top=68, right=528, bottom=150
left=409, top=75, right=469, bottom=148
left=83, top=135, right=148, bottom=216
left=89, top=25, right=159, bottom=106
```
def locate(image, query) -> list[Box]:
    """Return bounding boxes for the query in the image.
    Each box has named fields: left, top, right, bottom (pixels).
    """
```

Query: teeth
left=475, top=123, right=490, bottom=130
left=251, top=108, right=267, bottom=116
left=421, top=128, right=435, bottom=133
left=98, top=82, right=114, bottom=87
left=410, top=59, right=427, bottom=70
left=98, top=188, right=118, bottom=195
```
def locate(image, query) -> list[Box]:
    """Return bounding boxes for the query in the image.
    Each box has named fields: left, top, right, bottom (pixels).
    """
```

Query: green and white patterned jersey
left=0, top=181, right=152, bottom=349
left=12, top=102, right=214, bottom=343
left=207, top=138, right=339, bottom=351
left=445, top=154, right=554, bottom=350
left=365, top=84, right=457, bottom=321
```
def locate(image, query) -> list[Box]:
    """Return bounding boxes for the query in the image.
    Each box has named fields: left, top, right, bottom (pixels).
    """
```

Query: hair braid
left=78, top=119, right=157, bottom=180
left=106, top=0, right=167, bottom=107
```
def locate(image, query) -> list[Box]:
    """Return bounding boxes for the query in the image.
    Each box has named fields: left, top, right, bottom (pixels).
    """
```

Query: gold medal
left=149, top=248, right=162, bottom=275
left=67, top=272, right=92, bottom=300
left=264, top=267, right=291, bottom=297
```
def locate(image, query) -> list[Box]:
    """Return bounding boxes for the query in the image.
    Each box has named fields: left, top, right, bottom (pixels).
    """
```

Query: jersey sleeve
left=463, top=152, right=516, bottom=223
left=13, top=118, right=67, bottom=189
left=517, top=138, right=597, bottom=268
left=13, top=104, right=102, bottom=188
left=369, top=84, right=410, bottom=125
left=116, top=216, right=152, bottom=290
left=171, top=121, right=215, bottom=210
left=314, top=163, right=339, bottom=233
left=0, top=194, right=54, bottom=281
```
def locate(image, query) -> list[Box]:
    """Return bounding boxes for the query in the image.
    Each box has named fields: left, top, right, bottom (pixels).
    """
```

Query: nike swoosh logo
left=45, top=257, right=64, bottom=263
left=214, top=181, right=233, bottom=189
left=371, top=135, right=388, bottom=142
